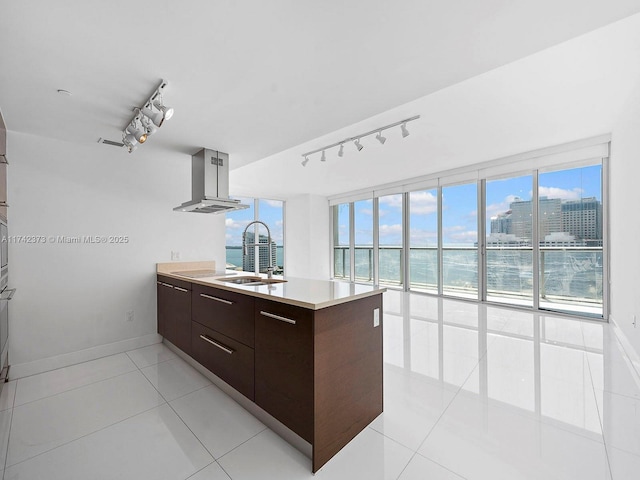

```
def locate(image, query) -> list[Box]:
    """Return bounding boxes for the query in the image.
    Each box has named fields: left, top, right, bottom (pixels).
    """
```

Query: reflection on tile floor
left=0, top=291, right=639, bottom=479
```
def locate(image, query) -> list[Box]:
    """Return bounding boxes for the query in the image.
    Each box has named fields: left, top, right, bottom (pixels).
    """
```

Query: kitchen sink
left=216, top=276, right=287, bottom=286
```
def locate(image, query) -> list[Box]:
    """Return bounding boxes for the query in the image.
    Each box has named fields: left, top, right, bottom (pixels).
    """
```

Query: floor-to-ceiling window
left=538, top=164, right=603, bottom=316
left=378, top=194, right=404, bottom=286
left=225, top=197, right=254, bottom=271
left=485, top=174, right=534, bottom=306
left=225, top=197, right=285, bottom=274
left=332, top=203, right=351, bottom=279
left=409, top=189, right=439, bottom=293
left=354, top=200, right=374, bottom=283
left=441, top=183, right=478, bottom=299
left=330, top=139, right=608, bottom=319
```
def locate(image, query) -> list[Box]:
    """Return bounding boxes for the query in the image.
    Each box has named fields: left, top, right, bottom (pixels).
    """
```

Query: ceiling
left=2, top=0, right=640, bottom=169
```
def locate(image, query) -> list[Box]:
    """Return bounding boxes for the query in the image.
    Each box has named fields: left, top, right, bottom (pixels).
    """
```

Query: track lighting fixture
left=141, top=115, right=158, bottom=135
left=120, top=79, right=172, bottom=154
left=153, top=100, right=174, bottom=121
left=126, top=122, right=147, bottom=144
left=122, top=139, right=137, bottom=153
left=300, top=115, right=419, bottom=166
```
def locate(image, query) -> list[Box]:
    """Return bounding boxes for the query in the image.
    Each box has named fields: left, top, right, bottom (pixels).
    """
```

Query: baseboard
left=609, top=314, right=640, bottom=387
left=9, top=333, right=163, bottom=379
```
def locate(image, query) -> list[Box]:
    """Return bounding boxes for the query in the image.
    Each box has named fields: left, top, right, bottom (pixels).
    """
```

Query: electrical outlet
left=126, top=310, right=134, bottom=322
left=373, top=308, right=380, bottom=327
left=171, top=251, right=181, bottom=261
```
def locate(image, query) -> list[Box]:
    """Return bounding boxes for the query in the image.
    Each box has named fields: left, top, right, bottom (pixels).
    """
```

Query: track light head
left=301, top=156, right=309, bottom=167
left=401, top=122, right=410, bottom=138
left=338, top=144, right=344, bottom=157
left=123, top=133, right=138, bottom=146
left=152, top=100, right=174, bottom=122
left=376, top=131, right=386, bottom=144
left=354, top=138, right=364, bottom=151
left=321, top=150, right=326, bottom=162
left=141, top=106, right=165, bottom=128
left=126, top=124, right=147, bottom=144
left=140, top=114, right=157, bottom=135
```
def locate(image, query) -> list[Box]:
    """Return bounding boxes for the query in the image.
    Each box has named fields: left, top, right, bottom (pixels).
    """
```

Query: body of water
left=226, top=246, right=284, bottom=270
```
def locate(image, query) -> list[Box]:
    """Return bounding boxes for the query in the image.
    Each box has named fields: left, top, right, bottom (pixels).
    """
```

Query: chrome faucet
left=242, top=220, right=275, bottom=279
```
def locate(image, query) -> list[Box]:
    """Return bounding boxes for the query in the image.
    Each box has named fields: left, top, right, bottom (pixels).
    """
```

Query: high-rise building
left=242, top=231, right=277, bottom=273
left=490, top=210, right=512, bottom=234
left=561, top=197, right=602, bottom=243
left=491, top=196, right=602, bottom=244
left=508, top=198, right=562, bottom=241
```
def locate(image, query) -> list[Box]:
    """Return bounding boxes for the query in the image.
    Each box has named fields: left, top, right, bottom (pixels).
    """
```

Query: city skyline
left=335, top=164, right=602, bottom=247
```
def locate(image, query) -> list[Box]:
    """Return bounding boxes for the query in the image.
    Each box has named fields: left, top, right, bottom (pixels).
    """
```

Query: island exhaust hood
left=173, top=148, right=249, bottom=214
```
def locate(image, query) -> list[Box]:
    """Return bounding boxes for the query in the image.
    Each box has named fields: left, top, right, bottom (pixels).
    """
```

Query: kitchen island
left=156, top=261, right=385, bottom=473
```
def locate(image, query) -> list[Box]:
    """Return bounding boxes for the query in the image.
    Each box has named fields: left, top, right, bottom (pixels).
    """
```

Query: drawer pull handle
left=157, top=282, right=174, bottom=289
left=199, top=335, right=234, bottom=354
left=173, top=286, right=188, bottom=293
left=260, top=311, right=296, bottom=325
left=200, top=293, right=233, bottom=305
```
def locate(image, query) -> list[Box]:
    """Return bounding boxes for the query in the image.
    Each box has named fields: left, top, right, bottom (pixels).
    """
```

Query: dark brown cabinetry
left=156, top=274, right=383, bottom=473
left=192, top=284, right=254, bottom=348
left=191, top=284, right=255, bottom=400
left=191, top=321, right=254, bottom=400
left=156, top=275, right=192, bottom=355
left=254, top=300, right=314, bottom=442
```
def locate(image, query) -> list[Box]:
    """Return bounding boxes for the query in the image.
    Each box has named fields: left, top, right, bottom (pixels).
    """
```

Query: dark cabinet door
left=192, top=284, right=254, bottom=348
left=157, top=275, right=192, bottom=355
left=191, top=321, right=254, bottom=400
left=254, top=299, right=314, bottom=443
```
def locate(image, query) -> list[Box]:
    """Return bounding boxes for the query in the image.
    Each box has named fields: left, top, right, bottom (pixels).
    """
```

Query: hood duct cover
left=173, top=148, right=249, bottom=214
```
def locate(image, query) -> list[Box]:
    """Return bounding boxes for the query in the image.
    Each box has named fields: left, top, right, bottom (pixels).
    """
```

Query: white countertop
left=157, top=262, right=385, bottom=310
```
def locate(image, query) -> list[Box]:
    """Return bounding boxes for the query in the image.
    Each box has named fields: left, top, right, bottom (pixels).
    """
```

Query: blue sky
left=338, top=164, right=602, bottom=247
left=225, top=197, right=284, bottom=246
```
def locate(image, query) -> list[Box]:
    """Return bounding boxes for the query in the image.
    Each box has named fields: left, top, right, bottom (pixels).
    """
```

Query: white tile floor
left=0, top=291, right=639, bottom=479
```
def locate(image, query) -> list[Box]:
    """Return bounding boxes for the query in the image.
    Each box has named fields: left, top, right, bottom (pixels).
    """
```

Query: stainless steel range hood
left=173, top=148, right=249, bottom=214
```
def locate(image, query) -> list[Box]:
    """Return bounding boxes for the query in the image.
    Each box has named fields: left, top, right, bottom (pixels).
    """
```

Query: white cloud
left=261, top=199, right=283, bottom=208
left=486, top=194, right=522, bottom=218
left=379, top=223, right=403, bottom=244
left=409, top=191, right=437, bottom=214
left=225, top=218, right=251, bottom=230
left=379, top=195, right=403, bottom=209
left=537, top=186, right=584, bottom=201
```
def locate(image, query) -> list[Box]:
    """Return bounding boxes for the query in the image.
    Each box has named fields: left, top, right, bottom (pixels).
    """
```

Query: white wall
left=284, top=194, right=330, bottom=280
left=7, top=133, right=226, bottom=370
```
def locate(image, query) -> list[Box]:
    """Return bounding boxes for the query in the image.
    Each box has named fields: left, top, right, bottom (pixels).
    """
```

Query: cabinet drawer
left=254, top=299, right=314, bottom=442
left=157, top=275, right=191, bottom=291
left=191, top=321, right=254, bottom=401
left=192, top=284, right=254, bottom=347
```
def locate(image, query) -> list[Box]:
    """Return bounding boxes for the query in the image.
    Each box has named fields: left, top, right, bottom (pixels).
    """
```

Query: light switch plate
left=373, top=308, right=380, bottom=327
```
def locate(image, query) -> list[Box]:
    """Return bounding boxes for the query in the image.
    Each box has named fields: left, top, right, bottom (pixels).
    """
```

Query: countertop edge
left=156, top=271, right=386, bottom=310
